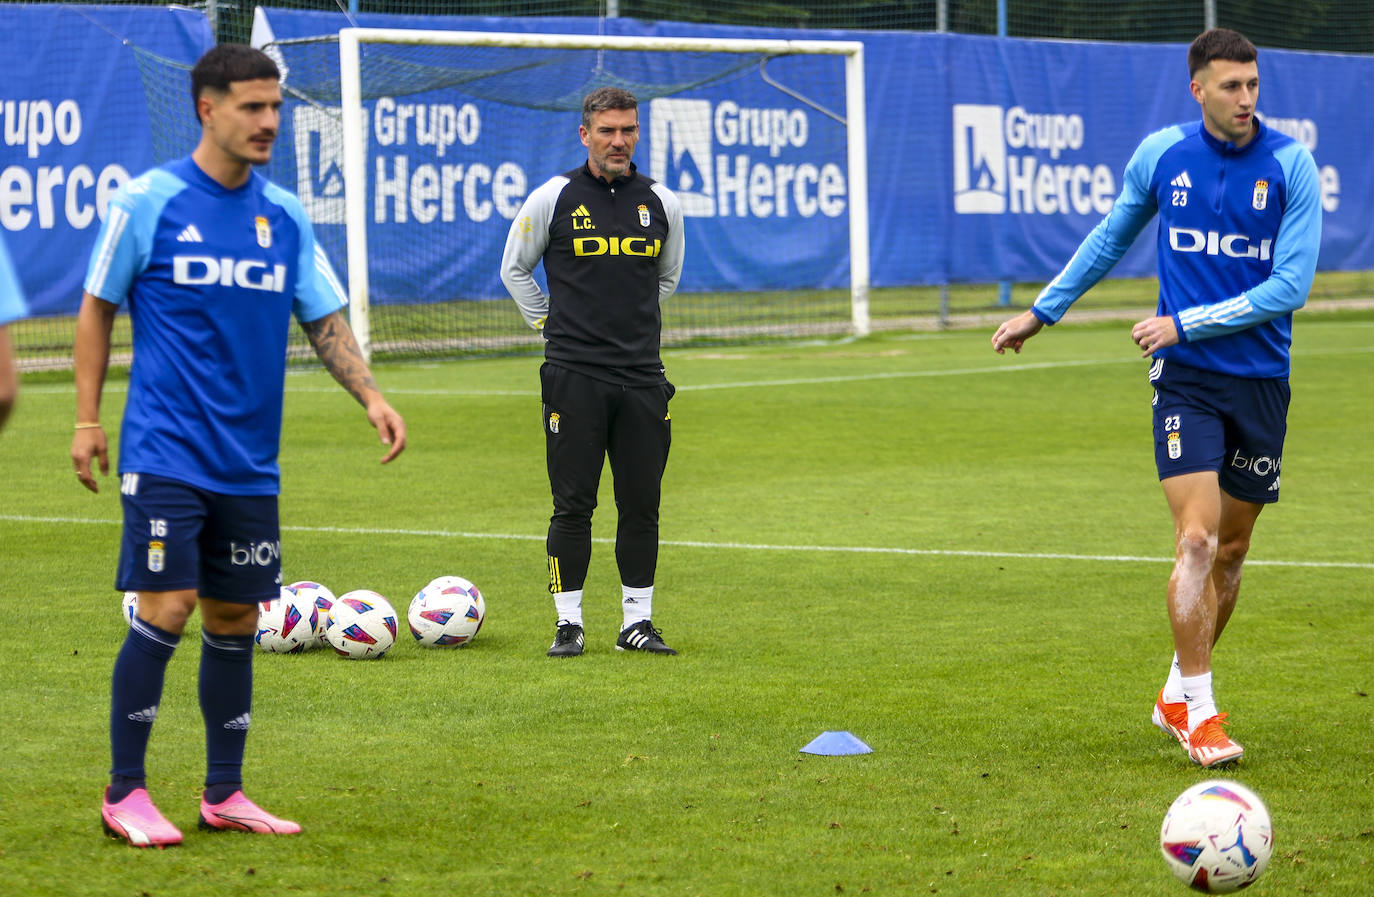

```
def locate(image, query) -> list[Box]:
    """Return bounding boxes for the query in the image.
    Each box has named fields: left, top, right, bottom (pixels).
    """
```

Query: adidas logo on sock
left=127, top=705, right=159, bottom=723
left=175, top=224, right=204, bottom=243
left=1169, top=171, right=1192, bottom=189
left=222, top=713, right=251, bottom=731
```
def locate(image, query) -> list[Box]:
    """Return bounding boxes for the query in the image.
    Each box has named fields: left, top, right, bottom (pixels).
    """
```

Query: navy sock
left=109, top=618, right=180, bottom=800
left=199, top=630, right=254, bottom=790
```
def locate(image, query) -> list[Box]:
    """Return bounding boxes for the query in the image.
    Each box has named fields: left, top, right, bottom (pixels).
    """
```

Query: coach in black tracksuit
left=501, top=87, right=685, bottom=658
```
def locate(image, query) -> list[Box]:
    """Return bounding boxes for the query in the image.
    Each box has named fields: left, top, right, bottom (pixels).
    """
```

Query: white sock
left=622, top=584, right=653, bottom=631
left=1180, top=671, right=1218, bottom=733
left=1162, top=654, right=1185, bottom=703
left=553, top=590, right=583, bottom=627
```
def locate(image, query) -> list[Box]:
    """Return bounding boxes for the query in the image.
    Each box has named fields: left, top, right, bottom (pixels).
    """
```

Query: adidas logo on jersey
left=127, top=705, right=159, bottom=724
left=222, top=713, right=251, bottom=731
left=175, top=224, right=204, bottom=243
left=571, top=204, right=595, bottom=231
left=1170, top=171, right=1192, bottom=189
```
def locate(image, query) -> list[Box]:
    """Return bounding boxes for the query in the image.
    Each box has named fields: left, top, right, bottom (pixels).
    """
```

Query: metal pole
left=607, top=0, right=619, bottom=18
left=1204, top=0, right=1217, bottom=31
left=937, top=0, right=950, bottom=324
left=997, top=0, right=1011, bottom=308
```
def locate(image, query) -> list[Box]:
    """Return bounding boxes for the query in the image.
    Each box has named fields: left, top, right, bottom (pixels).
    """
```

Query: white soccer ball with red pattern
left=1160, top=779, right=1273, bottom=893
left=325, top=590, right=397, bottom=659
left=256, top=586, right=319, bottom=654
left=408, top=576, right=486, bottom=647
left=286, top=580, right=336, bottom=646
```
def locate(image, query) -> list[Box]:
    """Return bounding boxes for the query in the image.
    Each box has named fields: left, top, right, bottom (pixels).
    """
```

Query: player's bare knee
left=1215, top=534, right=1251, bottom=570
left=1175, top=528, right=1218, bottom=567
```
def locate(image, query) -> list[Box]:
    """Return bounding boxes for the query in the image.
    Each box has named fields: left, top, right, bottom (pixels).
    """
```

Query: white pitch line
left=19, top=345, right=1374, bottom=398
left=4, top=514, right=1369, bottom=570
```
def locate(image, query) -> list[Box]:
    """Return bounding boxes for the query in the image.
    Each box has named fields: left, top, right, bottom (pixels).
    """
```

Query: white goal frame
left=337, top=27, right=870, bottom=359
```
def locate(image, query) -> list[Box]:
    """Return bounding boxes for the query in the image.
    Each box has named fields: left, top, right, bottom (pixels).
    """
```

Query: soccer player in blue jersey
left=70, top=45, right=406, bottom=847
left=0, top=235, right=28, bottom=431
left=991, top=29, right=1320, bottom=768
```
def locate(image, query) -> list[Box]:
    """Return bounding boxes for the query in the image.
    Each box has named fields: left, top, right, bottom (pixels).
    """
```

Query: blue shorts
left=117, top=472, right=281, bottom=603
left=1149, top=360, right=1289, bottom=504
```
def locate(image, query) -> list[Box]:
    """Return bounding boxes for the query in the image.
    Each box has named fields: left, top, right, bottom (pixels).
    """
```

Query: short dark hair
left=1188, top=28, right=1257, bottom=78
left=190, top=45, right=280, bottom=124
left=581, top=87, right=638, bottom=129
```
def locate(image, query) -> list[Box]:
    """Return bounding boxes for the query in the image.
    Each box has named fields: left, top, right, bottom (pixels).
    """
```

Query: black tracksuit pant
left=540, top=362, right=674, bottom=594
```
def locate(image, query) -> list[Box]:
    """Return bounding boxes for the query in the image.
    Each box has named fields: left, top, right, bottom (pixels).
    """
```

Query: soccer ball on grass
left=408, top=575, right=486, bottom=647
left=325, top=590, right=398, bottom=659
left=286, top=580, right=336, bottom=646
left=1160, top=779, right=1273, bottom=893
left=256, top=586, right=319, bottom=654
left=121, top=591, right=139, bottom=625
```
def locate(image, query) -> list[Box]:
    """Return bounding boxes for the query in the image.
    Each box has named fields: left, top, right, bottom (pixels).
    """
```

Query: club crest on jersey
left=548, top=412, right=560, bottom=434
left=1252, top=179, right=1269, bottom=211
left=147, top=540, right=166, bottom=573
left=1167, top=432, right=1183, bottom=460
left=255, top=216, right=272, bottom=248
left=637, top=204, right=651, bottom=227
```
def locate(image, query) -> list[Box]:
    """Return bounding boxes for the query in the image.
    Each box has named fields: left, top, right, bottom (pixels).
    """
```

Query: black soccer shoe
left=615, top=620, right=677, bottom=655
left=547, top=622, right=585, bottom=657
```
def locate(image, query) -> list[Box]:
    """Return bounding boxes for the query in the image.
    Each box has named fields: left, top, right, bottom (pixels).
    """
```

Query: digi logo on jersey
left=952, top=104, right=1116, bottom=216
left=647, top=97, right=847, bottom=219
left=1168, top=228, right=1273, bottom=261
left=172, top=256, right=288, bottom=293
left=572, top=236, right=662, bottom=258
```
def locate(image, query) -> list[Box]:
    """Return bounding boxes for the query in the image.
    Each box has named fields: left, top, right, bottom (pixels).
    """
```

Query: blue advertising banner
left=0, top=6, right=214, bottom=315
left=257, top=8, right=1371, bottom=302
left=6, top=4, right=1368, bottom=316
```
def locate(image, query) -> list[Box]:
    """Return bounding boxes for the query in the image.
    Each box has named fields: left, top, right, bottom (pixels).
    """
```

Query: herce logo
left=951, top=103, right=1115, bottom=217
left=953, top=104, right=1007, bottom=214
left=648, top=97, right=846, bottom=219
left=649, top=98, right=716, bottom=217
left=294, top=106, right=367, bottom=224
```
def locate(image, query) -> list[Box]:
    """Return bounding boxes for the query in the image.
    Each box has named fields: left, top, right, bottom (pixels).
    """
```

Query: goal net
left=260, top=27, right=868, bottom=360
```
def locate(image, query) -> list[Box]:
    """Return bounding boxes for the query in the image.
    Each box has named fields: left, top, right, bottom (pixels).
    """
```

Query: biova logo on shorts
left=952, top=104, right=1116, bottom=216
left=648, top=97, right=847, bottom=219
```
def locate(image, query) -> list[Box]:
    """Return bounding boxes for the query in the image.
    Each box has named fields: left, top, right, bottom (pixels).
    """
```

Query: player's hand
left=366, top=398, right=407, bottom=464
left=1131, top=315, right=1180, bottom=358
left=71, top=426, right=109, bottom=492
left=992, top=310, right=1044, bottom=354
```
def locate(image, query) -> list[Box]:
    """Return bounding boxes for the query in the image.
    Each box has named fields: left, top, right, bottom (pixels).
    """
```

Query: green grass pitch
left=1, top=311, right=1371, bottom=895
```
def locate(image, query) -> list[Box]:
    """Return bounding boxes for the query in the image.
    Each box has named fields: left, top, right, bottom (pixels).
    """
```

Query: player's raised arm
left=71, top=291, right=117, bottom=491
left=299, top=310, right=406, bottom=463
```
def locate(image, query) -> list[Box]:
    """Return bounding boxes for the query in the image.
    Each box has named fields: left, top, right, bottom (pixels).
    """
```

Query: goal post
left=325, top=27, right=869, bottom=360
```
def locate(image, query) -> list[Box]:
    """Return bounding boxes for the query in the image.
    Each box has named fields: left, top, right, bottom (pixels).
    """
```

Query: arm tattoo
left=301, top=313, right=379, bottom=405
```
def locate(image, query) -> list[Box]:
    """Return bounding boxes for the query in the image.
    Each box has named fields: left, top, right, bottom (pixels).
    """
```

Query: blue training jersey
left=84, top=156, right=346, bottom=495
left=1032, top=120, right=1321, bottom=378
left=0, top=236, right=28, bottom=326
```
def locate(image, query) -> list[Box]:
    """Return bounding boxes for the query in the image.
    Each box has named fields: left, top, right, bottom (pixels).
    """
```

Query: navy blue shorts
left=117, top=472, right=281, bottom=603
left=1149, top=360, right=1289, bottom=504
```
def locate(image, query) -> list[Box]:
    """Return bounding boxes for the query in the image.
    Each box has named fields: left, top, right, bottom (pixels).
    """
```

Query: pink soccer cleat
left=102, top=787, right=184, bottom=848
left=198, top=790, right=302, bottom=834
